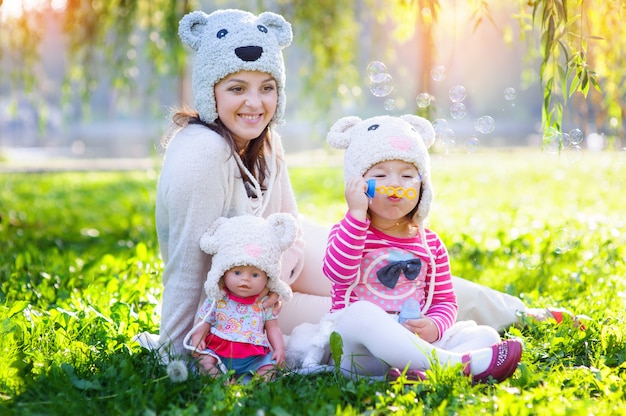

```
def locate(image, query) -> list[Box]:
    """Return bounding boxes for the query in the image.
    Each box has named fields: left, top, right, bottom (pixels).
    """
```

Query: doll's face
left=223, top=265, right=268, bottom=298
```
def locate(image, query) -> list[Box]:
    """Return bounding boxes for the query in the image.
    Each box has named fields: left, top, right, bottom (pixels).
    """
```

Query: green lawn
left=0, top=150, right=624, bottom=415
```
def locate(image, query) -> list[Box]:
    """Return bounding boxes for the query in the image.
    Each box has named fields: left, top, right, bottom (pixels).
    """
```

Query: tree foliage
left=0, top=0, right=624, bottom=144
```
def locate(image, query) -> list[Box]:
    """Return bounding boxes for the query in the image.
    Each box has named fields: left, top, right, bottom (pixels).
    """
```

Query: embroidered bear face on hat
left=199, top=213, right=296, bottom=302
left=326, top=114, right=436, bottom=227
left=178, top=9, right=293, bottom=124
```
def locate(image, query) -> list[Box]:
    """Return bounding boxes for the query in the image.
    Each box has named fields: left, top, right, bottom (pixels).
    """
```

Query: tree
left=0, top=0, right=623, bottom=148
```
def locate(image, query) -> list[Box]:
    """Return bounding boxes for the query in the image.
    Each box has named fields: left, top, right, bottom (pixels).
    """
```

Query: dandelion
left=166, top=360, right=188, bottom=383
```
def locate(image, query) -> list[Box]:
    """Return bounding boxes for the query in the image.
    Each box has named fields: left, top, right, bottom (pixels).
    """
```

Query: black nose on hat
left=235, top=46, right=263, bottom=62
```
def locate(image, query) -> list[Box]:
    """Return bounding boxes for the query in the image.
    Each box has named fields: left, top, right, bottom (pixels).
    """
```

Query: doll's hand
left=191, top=331, right=207, bottom=354
left=345, top=176, right=369, bottom=221
left=271, top=347, right=286, bottom=366
left=402, top=317, right=439, bottom=343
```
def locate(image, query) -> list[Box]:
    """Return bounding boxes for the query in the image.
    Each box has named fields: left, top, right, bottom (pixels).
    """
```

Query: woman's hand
left=260, top=288, right=282, bottom=315
left=402, top=317, right=439, bottom=343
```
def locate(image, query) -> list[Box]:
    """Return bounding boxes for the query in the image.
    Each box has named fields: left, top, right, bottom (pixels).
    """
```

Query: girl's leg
left=435, top=323, right=502, bottom=353
left=334, top=301, right=522, bottom=381
left=334, top=301, right=462, bottom=375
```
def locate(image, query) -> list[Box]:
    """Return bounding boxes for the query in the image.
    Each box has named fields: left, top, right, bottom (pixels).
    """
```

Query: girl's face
left=214, top=70, right=278, bottom=149
left=223, top=265, right=268, bottom=298
left=363, top=160, right=421, bottom=229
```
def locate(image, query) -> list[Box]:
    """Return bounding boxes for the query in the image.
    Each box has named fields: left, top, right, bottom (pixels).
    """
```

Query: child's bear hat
left=178, top=9, right=293, bottom=124
left=199, top=213, right=296, bottom=302
left=327, top=114, right=436, bottom=228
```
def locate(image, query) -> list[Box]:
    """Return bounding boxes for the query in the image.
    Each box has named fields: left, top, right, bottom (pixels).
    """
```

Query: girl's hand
left=345, top=176, right=369, bottom=221
left=402, top=317, right=439, bottom=343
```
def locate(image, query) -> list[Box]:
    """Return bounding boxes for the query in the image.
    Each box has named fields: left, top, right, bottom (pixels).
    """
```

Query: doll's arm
left=190, top=320, right=211, bottom=352
left=265, top=319, right=285, bottom=364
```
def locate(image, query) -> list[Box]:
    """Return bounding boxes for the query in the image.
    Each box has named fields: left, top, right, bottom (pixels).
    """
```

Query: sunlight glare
left=1, top=0, right=66, bottom=21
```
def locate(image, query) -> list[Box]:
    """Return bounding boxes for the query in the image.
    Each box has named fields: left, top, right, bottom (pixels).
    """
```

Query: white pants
left=333, top=301, right=501, bottom=376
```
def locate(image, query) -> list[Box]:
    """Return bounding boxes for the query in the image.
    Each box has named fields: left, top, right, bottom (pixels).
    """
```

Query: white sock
left=468, top=347, right=493, bottom=375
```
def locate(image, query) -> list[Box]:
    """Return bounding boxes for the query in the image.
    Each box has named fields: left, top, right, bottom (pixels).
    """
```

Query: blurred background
left=1, top=0, right=624, bottom=169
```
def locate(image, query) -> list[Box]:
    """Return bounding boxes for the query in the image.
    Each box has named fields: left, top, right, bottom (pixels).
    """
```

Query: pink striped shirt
left=323, top=212, right=458, bottom=340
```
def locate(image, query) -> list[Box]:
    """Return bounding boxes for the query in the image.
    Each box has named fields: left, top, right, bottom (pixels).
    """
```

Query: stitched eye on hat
left=216, top=29, right=228, bottom=39
left=368, top=124, right=379, bottom=131
left=257, top=25, right=268, bottom=33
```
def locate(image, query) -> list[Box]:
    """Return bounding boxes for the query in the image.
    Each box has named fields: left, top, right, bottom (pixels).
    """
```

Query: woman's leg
left=452, top=277, right=526, bottom=332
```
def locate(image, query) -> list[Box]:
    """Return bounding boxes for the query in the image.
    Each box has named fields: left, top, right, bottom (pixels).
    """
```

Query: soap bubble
left=449, top=85, right=466, bottom=103
left=554, top=228, right=575, bottom=254
left=543, top=127, right=561, bottom=154
left=370, top=73, right=394, bottom=97
left=416, top=93, right=432, bottom=108
left=464, top=137, right=480, bottom=153
left=367, top=61, right=387, bottom=82
left=435, top=130, right=456, bottom=154
left=504, top=87, right=517, bottom=101
left=449, top=102, right=467, bottom=119
left=569, top=128, right=584, bottom=145
left=523, top=254, right=540, bottom=270
left=431, top=65, right=447, bottom=82
left=432, top=119, right=448, bottom=137
left=474, top=116, right=495, bottom=134
left=564, top=144, right=583, bottom=163
left=441, top=128, right=456, bottom=151
left=384, top=98, right=396, bottom=111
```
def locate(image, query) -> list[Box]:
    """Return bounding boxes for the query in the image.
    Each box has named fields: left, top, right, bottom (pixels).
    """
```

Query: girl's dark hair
left=164, top=108, right=272, bottom=188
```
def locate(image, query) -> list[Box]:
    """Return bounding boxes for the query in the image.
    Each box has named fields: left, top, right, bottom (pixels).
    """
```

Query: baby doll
left=184, top=213, right=296, bottom=380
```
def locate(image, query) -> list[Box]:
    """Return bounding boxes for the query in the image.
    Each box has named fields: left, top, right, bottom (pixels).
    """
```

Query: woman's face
left=214, top=70, right=278, bottom=149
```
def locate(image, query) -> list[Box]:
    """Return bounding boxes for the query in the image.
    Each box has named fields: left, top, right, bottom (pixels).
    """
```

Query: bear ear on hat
left=266, top=213, right=297, bottom=252
left=178, top=11, right=209, bottom=52
left=326, top=116, right=362, bottom=150
left=199, top=217, right=228, bottom=255
left=258, top=12, right=293, bottom=48
left=400, top=114, right=436, bottom=149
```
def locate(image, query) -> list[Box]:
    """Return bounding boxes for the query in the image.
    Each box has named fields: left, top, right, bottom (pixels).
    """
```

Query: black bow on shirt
left=376, top=258, right=423, bottom=289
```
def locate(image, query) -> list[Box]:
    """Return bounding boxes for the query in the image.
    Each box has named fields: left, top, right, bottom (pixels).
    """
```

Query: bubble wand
left=365, top=179, right=417, bottom=200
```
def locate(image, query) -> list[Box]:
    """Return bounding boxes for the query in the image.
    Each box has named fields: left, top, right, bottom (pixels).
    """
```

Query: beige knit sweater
left=155, top=123, right=304, bottom=355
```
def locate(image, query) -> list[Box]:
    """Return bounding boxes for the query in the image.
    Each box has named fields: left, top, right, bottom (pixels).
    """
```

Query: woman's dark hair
left=164, top=108, right=272, bottom=188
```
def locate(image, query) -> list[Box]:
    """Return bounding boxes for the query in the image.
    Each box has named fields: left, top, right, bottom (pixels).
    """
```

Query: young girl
left=186, top=213, right=296, bottom=379
left=322, top=114, right=523, bottom=383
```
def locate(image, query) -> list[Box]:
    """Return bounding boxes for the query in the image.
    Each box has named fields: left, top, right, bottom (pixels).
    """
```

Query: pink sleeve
left=322, top=212, right=369, bottom=307
left=422, top=231, right=458, bottom=340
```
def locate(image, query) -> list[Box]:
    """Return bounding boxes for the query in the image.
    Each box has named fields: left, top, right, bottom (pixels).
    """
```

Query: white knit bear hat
left=178, top=9, right=293, bottom=124
left=199, top=213, right=296, bottom=303
left=327, top=114, right=436, bottom=228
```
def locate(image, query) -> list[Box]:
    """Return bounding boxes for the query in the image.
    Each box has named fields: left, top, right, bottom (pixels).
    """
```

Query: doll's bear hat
left=327, top=114, right=436, bottom=227
left=178, top=9, right=293, bottom=124
left=199, top=213, right=296, bottom=302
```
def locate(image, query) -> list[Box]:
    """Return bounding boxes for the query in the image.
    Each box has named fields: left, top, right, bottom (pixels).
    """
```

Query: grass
left=0, top=150, right=625, bottom=415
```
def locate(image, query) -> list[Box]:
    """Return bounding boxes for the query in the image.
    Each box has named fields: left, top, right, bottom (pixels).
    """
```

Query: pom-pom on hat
left=326, top=114, right=436, bottom=227
left=178, top=9, right=293, bottom=124
left=199, top=213, right=296, bottom=302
